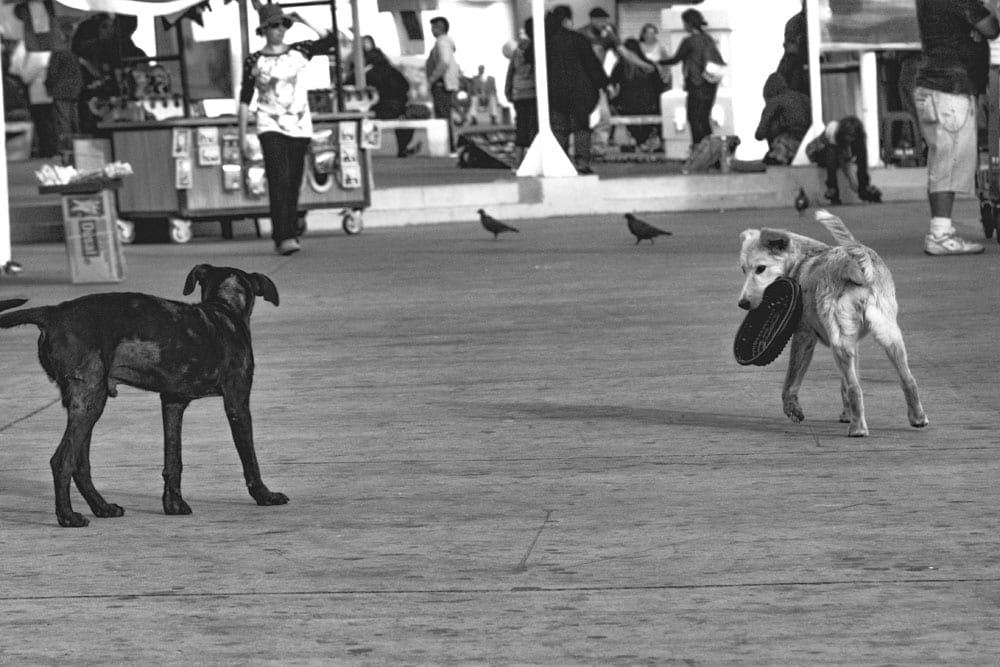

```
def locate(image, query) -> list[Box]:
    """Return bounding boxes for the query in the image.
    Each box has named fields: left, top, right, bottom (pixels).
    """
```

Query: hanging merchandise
left=196, top=127, right=221, bottom=166
left=220, top=131, right=242, bottom=191
left=337, top=121, right=361, bottom=190
left=310, top=129, right=337, bottom=176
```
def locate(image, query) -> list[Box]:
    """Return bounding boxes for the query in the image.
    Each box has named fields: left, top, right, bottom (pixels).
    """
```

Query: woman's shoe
left=276, top=238, right=301, bottom=256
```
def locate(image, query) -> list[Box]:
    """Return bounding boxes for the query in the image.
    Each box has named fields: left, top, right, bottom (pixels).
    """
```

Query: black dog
left=0, top=264, right=288, bottom=527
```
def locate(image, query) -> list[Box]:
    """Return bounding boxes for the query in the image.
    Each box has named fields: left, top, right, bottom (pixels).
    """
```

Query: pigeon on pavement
left=478, top=209, right=519, bottom=239
left=625, top=213, right=672, bottom=244
left=794, top=188, right=810, bottom=216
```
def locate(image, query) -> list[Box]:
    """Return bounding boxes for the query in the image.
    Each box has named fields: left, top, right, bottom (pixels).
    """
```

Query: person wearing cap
left=659, top=8, right=726, bottom=151
left=238, top=3, right=336, bottom=256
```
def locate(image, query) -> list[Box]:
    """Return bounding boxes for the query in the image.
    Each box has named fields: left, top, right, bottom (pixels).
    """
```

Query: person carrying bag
left=660, top=8, right=726, bottom=150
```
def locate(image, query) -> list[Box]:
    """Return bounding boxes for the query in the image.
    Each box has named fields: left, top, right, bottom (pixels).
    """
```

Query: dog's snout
left=738, top=298, right=751, bottom=310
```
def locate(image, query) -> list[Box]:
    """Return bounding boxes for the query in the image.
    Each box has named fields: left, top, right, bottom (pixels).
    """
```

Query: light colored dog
left=738, top=210, right=928, bottom=436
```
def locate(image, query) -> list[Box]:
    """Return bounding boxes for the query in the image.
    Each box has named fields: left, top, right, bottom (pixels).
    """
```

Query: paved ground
left=0, top=199, right=998, bottom=665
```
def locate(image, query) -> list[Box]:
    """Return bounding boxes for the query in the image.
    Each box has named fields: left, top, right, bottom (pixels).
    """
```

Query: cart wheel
left=116, top=219, right=136, bottom=245
left=342, top=209, right=363, bottom=235
left=168, top=218, right=194, bottom=244
left=296, top=214, right=307, bottom=236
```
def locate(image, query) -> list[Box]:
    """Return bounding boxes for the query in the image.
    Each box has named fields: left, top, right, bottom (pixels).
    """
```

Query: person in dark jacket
left=609, top=38, right=664, bottom=149
left=659, top=8, right=725, bottom=150
left=754, top=72, right=811, bottom=165
left=545, top=8, right=611, bottom=174
left=806, top=116, right=882, bottom=205
left=46, top=17, right=83, bottom=155
left=347, top=36, right=417, bottom=157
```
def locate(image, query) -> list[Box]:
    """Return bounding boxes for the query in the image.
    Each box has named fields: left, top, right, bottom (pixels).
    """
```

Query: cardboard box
left=60, top=189, right=126, bottom=283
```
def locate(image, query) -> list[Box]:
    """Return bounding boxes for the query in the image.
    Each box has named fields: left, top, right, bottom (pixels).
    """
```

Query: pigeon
left=794, top=188, right=810, bottom=215
left=478, top=209, right=519, bottom=239
left=625, top=213, right=672, bottom=244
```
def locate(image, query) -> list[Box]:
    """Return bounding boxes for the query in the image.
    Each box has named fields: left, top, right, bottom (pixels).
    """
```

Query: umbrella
left=53, top=0, right=206, bottom=18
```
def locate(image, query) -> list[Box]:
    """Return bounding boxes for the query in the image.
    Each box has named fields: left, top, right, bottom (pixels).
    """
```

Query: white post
left=859, top=49, right=881, bottom=167
left=793, top=0, right=824, bottom=165
left=0, top=72, right=11, bottom=268
left=516, top=0, right=578, bottom=178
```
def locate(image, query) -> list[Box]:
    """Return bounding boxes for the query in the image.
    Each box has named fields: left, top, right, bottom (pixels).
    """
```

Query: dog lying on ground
left=0, top=264, right=288, bottom=527
left=738, top=210, right=928, bottom=436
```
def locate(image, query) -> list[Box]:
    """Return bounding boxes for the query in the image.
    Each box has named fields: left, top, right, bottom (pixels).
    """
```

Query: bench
left=608, top=115, right=663, bottom=127
left=372, top=118, right=450, bottom=157
left=5, top=121, right=34, bottom=161
left=607, top=115, right=664, bottom=150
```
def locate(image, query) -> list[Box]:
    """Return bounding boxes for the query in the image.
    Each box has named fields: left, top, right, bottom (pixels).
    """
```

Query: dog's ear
left=759, top=229, right=790, bottom=254
left=183, top=264, right=211, bottom=296
left=739, top=229, right=758, bottom=244
left=251, top=273, right=279, bottom=306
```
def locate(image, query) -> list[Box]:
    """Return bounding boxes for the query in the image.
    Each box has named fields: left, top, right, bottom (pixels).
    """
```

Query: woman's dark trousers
left=259, top=131, right=310, bottom=245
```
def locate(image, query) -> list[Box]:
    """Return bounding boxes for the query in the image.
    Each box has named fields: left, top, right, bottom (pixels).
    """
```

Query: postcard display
left=170, top=122, right=362, bottom=197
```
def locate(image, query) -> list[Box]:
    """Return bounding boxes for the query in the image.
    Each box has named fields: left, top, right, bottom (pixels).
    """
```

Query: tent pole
left=0, top=75, right=11, bottom=270
left=793, top=0, right=824, bottom=165
left=517, top=0, right=578, bottom=178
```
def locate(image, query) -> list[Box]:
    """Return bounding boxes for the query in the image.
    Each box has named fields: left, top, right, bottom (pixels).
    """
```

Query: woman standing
left=239, top=3, right=336, bottom=256
left=638, top=23, right=672, bottom=92
left=659, top=8, right=725, bottom=150
left=504, top=17, right=537, bottom=170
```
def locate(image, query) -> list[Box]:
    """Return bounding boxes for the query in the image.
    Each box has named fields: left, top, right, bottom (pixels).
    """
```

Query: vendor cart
left=106, top=113, right=371, bottom=243
left=977, top=66, right=1000, bottom=244
left=83, top=0, right=371, bottom=243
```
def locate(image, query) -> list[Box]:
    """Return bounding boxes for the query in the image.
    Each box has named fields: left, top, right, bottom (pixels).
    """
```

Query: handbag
left=703, top=61, right=726, bottom=84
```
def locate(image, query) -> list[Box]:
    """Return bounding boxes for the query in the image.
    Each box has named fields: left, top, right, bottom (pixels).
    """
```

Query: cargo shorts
left=913, top=86, right=978, bottom=195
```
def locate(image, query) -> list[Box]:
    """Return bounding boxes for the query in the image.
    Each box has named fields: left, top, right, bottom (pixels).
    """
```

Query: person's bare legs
left=929, top=191, right=954, bottom=218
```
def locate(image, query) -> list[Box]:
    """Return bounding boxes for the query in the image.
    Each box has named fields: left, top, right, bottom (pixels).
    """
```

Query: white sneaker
left=924, top=232, right=984, bottom=256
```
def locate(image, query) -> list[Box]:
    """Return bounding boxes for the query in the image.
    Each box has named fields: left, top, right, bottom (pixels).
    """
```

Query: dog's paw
left=839, top=409, right=851, bottom=423
left=783, top=398, right=805, bottom=423
left=847, top=424, right=869, bottom=437
left=163, top=492, right=192, bottom=515
left=58, top=511, right=90, bottom=528
left=254, top=490, right=289, bottom=506
left=910, top=412, right=929, bottom=428
left=93, top=503, right=125, bottom=518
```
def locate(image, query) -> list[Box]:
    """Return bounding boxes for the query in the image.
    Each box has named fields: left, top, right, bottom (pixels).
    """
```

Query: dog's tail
left=814, top=209, right=857, bottom=246
left=0, top=299, right=48, bottom=329
left=812, top=211, right=882, bottom=285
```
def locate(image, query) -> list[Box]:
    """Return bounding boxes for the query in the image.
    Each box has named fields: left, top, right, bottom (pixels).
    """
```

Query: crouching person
left=806, top=116, right=882, bottom=205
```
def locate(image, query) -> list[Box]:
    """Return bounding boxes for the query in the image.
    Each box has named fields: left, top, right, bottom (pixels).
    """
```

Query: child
left=806, top=116, right=882, bottom=205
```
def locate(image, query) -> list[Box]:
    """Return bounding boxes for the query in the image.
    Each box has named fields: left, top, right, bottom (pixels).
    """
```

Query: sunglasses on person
left=266, top=18, right=292, bottom=29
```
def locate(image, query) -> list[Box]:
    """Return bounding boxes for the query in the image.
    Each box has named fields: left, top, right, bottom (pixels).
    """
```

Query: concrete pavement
left=0, top=199, right=998, bottom=664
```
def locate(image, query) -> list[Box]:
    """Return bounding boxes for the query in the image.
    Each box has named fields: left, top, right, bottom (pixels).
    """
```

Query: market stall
left=77, top=0, right=372, bottom=242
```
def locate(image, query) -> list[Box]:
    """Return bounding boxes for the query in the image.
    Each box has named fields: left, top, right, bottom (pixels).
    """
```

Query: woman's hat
left=681, top=8, right=708, bottom=28
left=256, top=3, right=293, bottom=34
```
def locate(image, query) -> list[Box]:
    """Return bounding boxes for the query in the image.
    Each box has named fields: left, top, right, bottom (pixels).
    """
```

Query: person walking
left=544, top=9, right=611, bottom=174
left=659, top=8, right=725, bottom=152
left=504, top=17, right=537, bottom=169
left=913, top=0, right=998, bottom=255
left=238, top=3, right=336, bottom=256
left=425, top=16, right=460, bottom=154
